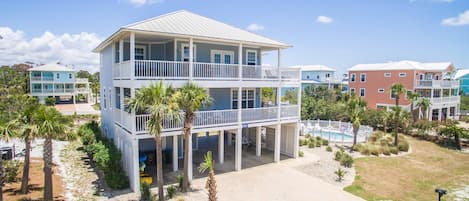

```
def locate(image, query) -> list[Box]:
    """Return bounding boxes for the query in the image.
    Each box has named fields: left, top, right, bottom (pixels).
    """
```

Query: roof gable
left=28, top=63, right=75, bottom=72
left=348, top=60, right=453, bottom=72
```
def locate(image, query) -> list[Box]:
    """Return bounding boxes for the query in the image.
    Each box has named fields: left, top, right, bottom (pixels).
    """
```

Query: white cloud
left=246, top=23, right=264, bottom=31
left=442, top=10, right=469, bottom=26
left=316, top=16, right=334, bottom=24
left=0, top=27, right=102, bottom=72
left=128, top=0, right=163, bottom=7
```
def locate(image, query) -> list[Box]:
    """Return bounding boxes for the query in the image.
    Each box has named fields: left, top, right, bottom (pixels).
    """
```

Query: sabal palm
left=198, top=151, right=217, bottom=201
left=127, top=81, right=180, bottom=201
left=346, top=95, right=366, bottom=149
left=390, top=83, right=407, bottom=146
left=416, top=98, right=431, bottom=120
left=33, top=106, right=71, bottom=201
left=407, top=92, right=420, bottom=122
left=0, top=121, right=16, bottom=201
left=174, top=82, right=212, bottom=192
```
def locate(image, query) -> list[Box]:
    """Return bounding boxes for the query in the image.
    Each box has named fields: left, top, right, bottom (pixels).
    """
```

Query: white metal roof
left=28, top=63, right=75, bottom=72
left=454, top=69, right=469, bottom=79
left=291, top=65, right=336, bottom=72
left=94, top=10, right=290, bottom=52
left=348, top=60, right=453, bottom=72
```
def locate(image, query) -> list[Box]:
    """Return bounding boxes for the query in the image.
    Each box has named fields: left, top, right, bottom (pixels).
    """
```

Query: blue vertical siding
left=53, top=71, right=75, bottom=82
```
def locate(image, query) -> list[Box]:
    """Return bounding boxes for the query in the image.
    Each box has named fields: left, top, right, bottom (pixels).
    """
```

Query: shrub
left=390, top=146, right=399, bottom=155
left=167, top=185, right=178, bottom=199
left=140, top=182, right=154, bottom=201
left=177, top=174, right=183, bottom=189
left=368, top=131, right=384, bottom=143
left=45, top=96, right=56, bottom=106
left=4, top=160, right=20, bottom=183
left=305, top=134, right=311, bottom=139
left=299, top=139, right=306, bottom=146
left=340, top=153, right=354, bottom=168
left=299, top=150, right=304, bottom=157
left=322, top=139, right=329, bottom=146
left=359, top=144, right=371, bottom=156
left=315, top=140, right=322, bottom=147
left=326, top=146, right=332, bottom=152
left=316, top=136, right=322, bottom=141
left=308, top=141, right=315, bottom=148
left=334, top=151, right=343, bottom=161
left=370, top=145, right=380, bottom=156
left=382, top=146, right=391, bottom=156
left=398, top=140, right=410, bottom=152
left=334, top=167, right=347, bottom=182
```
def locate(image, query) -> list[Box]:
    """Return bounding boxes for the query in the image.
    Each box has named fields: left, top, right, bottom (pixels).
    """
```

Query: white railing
left=242, top=107, right=278, bottom=122
left=114, top=61, right=131, bottom=79
left=112, top=60, right=301, bottom=82
left=193, top=110, right=238, bottom=127
left=134, top=60, right=189, bottom=79
left=280, top=105, right=298, bottom=119
left=76, top=78, right=89, bottom=83
left=75, top=88, right=89, bottom=93
left=193, top=62, right=238, bottom=79
left=114, top=109, right=121, bottom=124
left=415, top=80, right=459, bottom=88
left=301, top=120, right=373, bottom=143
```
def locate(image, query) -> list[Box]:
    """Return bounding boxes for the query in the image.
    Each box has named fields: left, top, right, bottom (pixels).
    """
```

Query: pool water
left=308, top=130, right=355, bottom=142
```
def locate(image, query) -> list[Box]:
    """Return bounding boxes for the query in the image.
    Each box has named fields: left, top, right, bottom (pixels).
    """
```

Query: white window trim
left=399, top=72, right=407, bottom=77
left=230, top=88, right=256, bottom=109
left=360, top=73, right=366, bottom=83
left=384, top=73, right=391, bottom=77
left=350, top=73, right=356, bottom=82
left=378, top=88, right=385, bottom=93
left=360, top=88, right=366, bottom=97
left=246, top=49, right=257, bottom=65
left=135, top=45, right=146, bottom=60
left=181, top=43, right=197, bottom=62
left=210, top=50, right=234, bottom=64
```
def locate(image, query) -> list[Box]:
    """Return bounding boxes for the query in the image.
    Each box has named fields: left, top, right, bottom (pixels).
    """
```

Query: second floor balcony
left=414, top=80, right=459, bottom=88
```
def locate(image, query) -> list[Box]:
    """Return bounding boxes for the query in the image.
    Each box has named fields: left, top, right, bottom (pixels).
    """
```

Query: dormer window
left=56, top=73, right=60, bottom=79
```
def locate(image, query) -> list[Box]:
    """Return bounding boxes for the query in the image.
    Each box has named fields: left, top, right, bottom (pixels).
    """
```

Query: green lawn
left=345, top=137, right=469, bottom=201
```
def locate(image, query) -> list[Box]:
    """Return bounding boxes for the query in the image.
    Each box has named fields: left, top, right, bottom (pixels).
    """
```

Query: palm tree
left=0, top=121, right=16, bottom=201
left=174, top=82, right=212, bottom=192
left=407, top=92, right=420, bottom=123
left=346, top=95, right=367, bottom=149
left=33, top=106, right=71, bottom=201
left=416, top=98, right=431, bottom=120
left=127, top=82, right=180, bottom=201
left=390, top=83, right=407, bottom=146
left=198, top=151, right=217, bottom=201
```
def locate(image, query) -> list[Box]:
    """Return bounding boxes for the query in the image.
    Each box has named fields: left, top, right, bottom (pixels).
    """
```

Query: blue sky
left=0, top=0, right=468, bottom=74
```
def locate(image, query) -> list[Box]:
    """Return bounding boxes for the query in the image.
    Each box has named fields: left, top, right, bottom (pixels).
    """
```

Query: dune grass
left=345, top=137, right=469, bottom=201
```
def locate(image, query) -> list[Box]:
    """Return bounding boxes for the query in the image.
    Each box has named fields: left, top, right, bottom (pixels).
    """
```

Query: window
left=115, top=43, right=120, bottom=63
left=426, top=74, right=433, bottom=80
left=124, top=88, right=131, bottom=112
left=135, top=45, right=146, bottom=60
left=326, top=73, right=330, bottom=78
left=211, top=50, right=234, bottom=64
left=103, top=88, right=106, bottom=109
left=350, top=73, right=356, bottom=82
left=435, top=75, right=439, bottom=80
left=378, top=88, right=385, bottom=93
left=247, top=50, right=257, bottom=65
left=69, top=73, right=72, bottom=79
left=399, top=72, right=407, bottom=77
left=384, top=73, right=391, bottom=77
left=56, top=73, right=60, bottom=79
left=181, top=44, right=197, bottom=62
left=232, top=89, right=255, bottom=109
left=360, top=88, right=365, bottom=97
left=360, top=73, right=366, bottom=82
left=115, top=87, right=121, bottom=109
left=419, top=74, right=424, bottom=80
left=350, top=88, right=356, bottom=95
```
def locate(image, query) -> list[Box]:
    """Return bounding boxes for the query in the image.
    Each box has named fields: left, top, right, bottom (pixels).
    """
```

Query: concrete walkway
left=55, top=103, right=100, bottom=115
left=183, top=154, right=364, bottom=201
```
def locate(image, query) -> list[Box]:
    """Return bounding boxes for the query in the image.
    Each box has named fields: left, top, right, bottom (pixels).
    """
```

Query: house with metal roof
left=94, top=10, right=301, bottom=191
left=348, top=60, right=460, bottom=121
left=291, top=65, right=347, bottom=91
left=28, top=63, right=91, bottom=104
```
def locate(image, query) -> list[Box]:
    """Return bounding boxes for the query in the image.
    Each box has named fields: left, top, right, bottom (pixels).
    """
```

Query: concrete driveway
left=184, top=154, right=364, bottom=201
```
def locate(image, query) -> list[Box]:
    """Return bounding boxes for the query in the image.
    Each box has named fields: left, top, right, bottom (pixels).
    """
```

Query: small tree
left=390, top=83, right=407, bottom=146
left=438, top=122, right=468, bottom=150
left=416, top=98, right=431, bottom=120
left=346, top=95, right=367, bottom=149
left=334, top=167, right=347, bottom=182
left=45, top=97, right=56, bottom=106
left=198, top=151, right=217, bottom=201
left=407, top=92, right=420, bottom=123
left=0, top=121, right=16, bottom=201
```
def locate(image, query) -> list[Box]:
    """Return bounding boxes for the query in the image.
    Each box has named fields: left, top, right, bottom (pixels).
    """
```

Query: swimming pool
left=301, top=120, right=372, bottom=143
left=307, top=130, right=354, bottom=142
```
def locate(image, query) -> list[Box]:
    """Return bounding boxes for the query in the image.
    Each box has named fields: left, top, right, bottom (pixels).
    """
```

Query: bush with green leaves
left=322, top=139, right=329, bottom=146
left=315, top=136, right=322, bottom=141
left=334, top=167, right=347, bottom=182
left=390, top=146, right=399, bottom=154
left=308, top=141, right=315, bottom=148
left=382, top=146, right=391, bottom=156
left=339, top=153, right=354, bottom=168
left=4, top=160, right=20, bottom=183
left=299, top=150, right=304, bottom=157
left=45, top=96, right=56, bottom=106
left=140, top=182, right=155, bottom=201
left=326, top=146, right=332, bottom=152
left=315, top=140, right=322, bottom=147
left=334, top=150, right=343, bottom=161
left=167, top=185, right=178, bottom=199
left=398, top=140, right=410, bottom=152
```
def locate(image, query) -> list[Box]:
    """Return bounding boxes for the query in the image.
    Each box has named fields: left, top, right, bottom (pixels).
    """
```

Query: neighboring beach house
left=28, top=63, right=91, bottom=104
left=454, top=69, right=469, bottom=95
left=93, top=10, right=301, bottom=191
left=292, top=65, right=346, bottom=90
left=348, top=60, right=460, bottom=121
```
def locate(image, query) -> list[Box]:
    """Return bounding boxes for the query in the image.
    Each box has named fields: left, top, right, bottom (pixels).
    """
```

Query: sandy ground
left=55, top=103, right=100, bottom=115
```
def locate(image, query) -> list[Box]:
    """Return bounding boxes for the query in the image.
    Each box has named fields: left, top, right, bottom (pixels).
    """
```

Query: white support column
left=447, top=107, right=450, bottom=119
left=218, top=130, right=224, bottom=164
left=130, top=88, right=136, bottom=132
left=438, top=108, right=442, bottom=121
left=256, top=127, right=262, bottom=157
left=172, top=135, right=178, bottom=172
left=132, top=139, right=140, bottom=192
left=120, top=87, right=124, bottom=124
left=428, top=108, right=432, bottom=121
left=189, top=38, right=194, bottom=80
left=293, top=123, right=300, bottom=158
left=188, top=134, right=193, bottom=181
left=274, top=124, right=281, bottom=162
left=119, top=39, right=124, bottom=63
left=238, top=43, right=243, bottom=80
left=130, top=32, right=135, bottom=80
left=235, top=128, right=242, bottom=171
